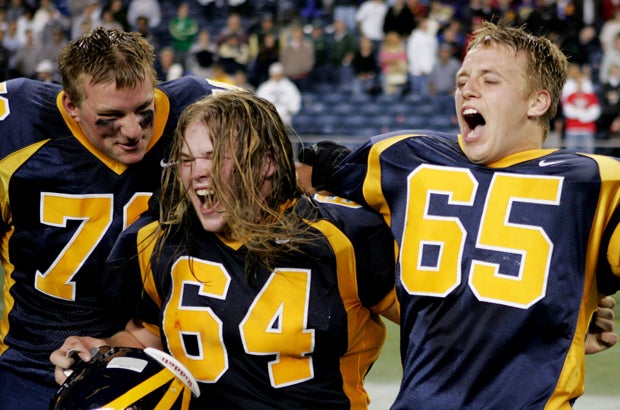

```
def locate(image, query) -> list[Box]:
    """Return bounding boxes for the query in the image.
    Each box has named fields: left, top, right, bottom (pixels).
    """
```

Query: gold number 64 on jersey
left=165, top=258, right=315, bottom=388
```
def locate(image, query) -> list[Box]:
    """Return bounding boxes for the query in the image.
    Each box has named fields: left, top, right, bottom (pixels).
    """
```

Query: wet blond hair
left=466, top=22, right=568, bottom=136
left=58, top=27, right=158, bottom=107
left=159, top=90, right=309, bottom=276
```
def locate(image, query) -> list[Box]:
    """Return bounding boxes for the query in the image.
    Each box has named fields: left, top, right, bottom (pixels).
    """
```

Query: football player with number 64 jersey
left=50, top=91, right=399, bottom=409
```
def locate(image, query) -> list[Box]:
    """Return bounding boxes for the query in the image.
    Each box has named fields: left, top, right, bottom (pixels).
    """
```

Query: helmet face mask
left=50, top=346, right=199, bottom=410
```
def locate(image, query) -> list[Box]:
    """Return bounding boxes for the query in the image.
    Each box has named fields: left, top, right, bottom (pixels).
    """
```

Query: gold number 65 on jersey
left=400, top=165, right=562, bottom=309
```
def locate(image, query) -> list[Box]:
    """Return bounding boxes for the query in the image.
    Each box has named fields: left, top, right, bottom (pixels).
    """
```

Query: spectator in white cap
left=34, top=59, right=56, bottom=83
left=256, top=62, right=302, bottom=127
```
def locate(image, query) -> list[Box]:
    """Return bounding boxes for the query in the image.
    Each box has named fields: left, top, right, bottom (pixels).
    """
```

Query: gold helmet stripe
left=102, top=368, right=180, bottom=409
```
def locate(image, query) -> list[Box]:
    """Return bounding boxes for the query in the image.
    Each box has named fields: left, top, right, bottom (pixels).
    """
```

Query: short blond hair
left=58, top=27, right=158, bottom=107
left=466, top=22, right=568, bottom=135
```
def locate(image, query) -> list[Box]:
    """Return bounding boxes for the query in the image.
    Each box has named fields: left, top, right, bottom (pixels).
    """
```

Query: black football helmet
left=50, top=346, right=200, bottom=410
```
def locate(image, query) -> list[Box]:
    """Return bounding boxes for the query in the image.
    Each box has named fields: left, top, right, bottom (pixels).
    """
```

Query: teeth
left=196, top=188, right=215, bottom=196
left=463, top=108, right=478, bottom=115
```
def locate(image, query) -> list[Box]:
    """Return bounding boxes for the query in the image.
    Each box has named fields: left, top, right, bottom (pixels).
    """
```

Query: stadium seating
left=317, top=114, right=343, bottom=134
left=340, top=114, right=374, bottom=135
left=426, top=114, right=459, bottom=133
left=294, top=89, right=459, bottom=136
left=292, top=113, right=320, bottom=135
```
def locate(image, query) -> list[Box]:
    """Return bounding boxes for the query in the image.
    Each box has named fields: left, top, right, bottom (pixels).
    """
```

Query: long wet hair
left=157, top=90, right=311, bottom=278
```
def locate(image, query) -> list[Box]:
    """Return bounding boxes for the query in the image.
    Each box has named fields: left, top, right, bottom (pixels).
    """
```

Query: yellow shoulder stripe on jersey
left=0, top=140, right=49, bottom=224
left=0, top=139, right=42, bottom=354
left=0, top=81, right=8, bottom=121
left=363, top=133, right=414, bottom=227
left=586, top=153, right=620, bottom=277
left=137, top=220, right=164, bottom=307
left=305, top=218, right=386, bottom=409
left=151, top=88, right=170, bottom=149
left=547, top=153, right=620, bottom=408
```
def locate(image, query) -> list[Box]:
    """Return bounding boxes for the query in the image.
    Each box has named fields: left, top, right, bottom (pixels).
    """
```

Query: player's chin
left=460, top=136, right=483, bottom=159
left=462, top=145, right=490, bottom=165
left=198, top=214, right=228, bottom=233
left=113, top=149, right=148, bottom=166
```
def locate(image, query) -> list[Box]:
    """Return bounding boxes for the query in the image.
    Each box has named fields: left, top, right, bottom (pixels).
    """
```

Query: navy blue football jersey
left=104, top=195, right=396, bottom=409
left=327, top=130, right=620, bottom=408
left=0, top=77, right=232, bottom=387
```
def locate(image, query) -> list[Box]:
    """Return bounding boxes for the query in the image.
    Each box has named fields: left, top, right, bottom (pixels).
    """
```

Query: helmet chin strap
left=144, top=347, right=201, bottom=397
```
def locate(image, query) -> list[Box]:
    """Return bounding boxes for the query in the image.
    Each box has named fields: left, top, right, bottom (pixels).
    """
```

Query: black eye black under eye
left=95, top=118, right=115, bottom=127
left=140, top=111, right=154, bottom=127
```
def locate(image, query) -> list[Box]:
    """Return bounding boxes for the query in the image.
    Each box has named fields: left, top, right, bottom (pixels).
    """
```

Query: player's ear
left=62, top=93, right=79, bottom=120
left=527, top=89, right=551, bottom=119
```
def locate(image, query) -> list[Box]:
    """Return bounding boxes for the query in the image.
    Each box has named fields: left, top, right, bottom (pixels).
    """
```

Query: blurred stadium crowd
left=1, top=0, right=620, bottom=144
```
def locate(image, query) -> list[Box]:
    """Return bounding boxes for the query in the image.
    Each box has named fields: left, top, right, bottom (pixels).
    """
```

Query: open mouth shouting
left=462, top=108, right=486, bottom=141
left=195, top=187, right=217, bottom=213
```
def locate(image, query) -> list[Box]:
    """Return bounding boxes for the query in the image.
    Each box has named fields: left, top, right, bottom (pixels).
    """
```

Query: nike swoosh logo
left=160, top=159, right=177, bottom=168
left=539, top=159, right=566, bottom=167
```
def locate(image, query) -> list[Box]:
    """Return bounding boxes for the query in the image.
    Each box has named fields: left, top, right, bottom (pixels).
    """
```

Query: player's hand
left=50, top=335, right=108, bottom=385
left=297, top=141, right=351, bottom=191
left=585, top=295, right=617, bottom=354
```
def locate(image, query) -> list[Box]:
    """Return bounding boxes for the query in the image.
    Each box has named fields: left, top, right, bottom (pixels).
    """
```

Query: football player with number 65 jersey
left=306, top=22, right=620, bottom=408
left=0, top=28, right=230, bottom=409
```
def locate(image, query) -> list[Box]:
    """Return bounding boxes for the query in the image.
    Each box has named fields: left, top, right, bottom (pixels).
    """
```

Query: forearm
left=110, top=319, right=163, bottom=350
